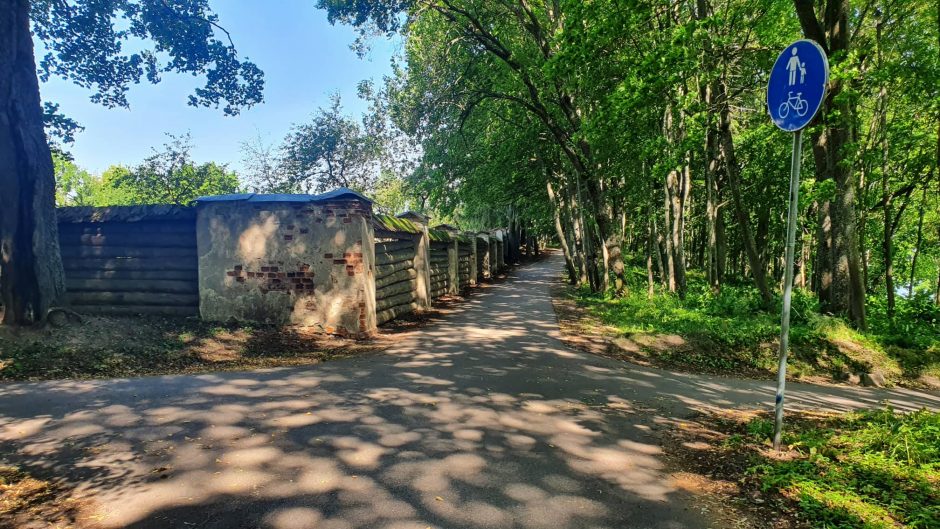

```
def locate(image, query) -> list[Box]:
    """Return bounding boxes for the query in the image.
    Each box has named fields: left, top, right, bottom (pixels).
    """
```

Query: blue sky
left=36, top=0, right=398, bottom=176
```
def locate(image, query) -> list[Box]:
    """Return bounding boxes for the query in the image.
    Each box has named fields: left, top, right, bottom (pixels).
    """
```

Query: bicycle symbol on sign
left=778, top=91, right=809, bottom=119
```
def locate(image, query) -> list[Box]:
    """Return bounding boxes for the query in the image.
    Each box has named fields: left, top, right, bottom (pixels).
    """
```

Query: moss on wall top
left=373, top=214, right=423, bottom=234
left=427, top=229, right=453, bottom=242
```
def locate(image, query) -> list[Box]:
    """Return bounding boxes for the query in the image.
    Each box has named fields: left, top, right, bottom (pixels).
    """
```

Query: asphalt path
left=2, top=254, right=937, bottom=529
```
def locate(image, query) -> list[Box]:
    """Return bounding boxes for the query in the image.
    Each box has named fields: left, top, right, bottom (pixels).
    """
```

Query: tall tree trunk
left=663, top=175, right=676, bottom=293
left=646, top=215, right=656, bottom=298
left=598, top=219, right=611, bottom=293
left=814, top=199, right=833, bottom=305
left=652, top=214, right=666, bottom=287
left=794, top=0, right=866, bottom=329
left=716, top=82, right=773, bottom=306
left=590, top=184, right=624, bottom=295
left=547, top=181, right=577, bottom=284
left=716, top=201, right=727, bottom=284
left=908, top=184, right=927, bottom=296
left=933, top=114, right=940, bottom=305
left=755, top=185, right=770, bottom=275
left=705, top=124, right=720, bottom=290
left=667, top=165, right=688, bottom=298
left=556, top=178, right=586, bottom=285
left=878, top=67, right=895, bottom=319
left=570, top=178, right=599, bottom=290
left=882, top=194, right=895, bottom=320
left=697, top=0, right=720, bottom=290
left=797, top=226, right=809, bottom=289
left=0, top=0, right=66, bottom=325
left=935, top=265, right=940, bottom=306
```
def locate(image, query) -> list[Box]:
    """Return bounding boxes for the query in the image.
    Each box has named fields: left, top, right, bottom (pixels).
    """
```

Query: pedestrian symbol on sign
left=786, top=48, right=806, bottom=86
left=767, top=39, right=828, bottom=132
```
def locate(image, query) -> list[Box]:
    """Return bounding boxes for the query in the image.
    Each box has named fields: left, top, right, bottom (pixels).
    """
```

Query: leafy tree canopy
left=117, top=133, right=240, bottom=205
left=32, top=0, right=264, bottom=116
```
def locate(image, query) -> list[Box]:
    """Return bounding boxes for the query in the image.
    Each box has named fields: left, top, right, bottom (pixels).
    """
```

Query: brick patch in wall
left=225, top=264, right=316, bottom=294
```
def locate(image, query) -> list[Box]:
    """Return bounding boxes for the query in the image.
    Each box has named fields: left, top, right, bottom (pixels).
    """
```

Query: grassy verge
left=666, top=408, right=940, bottom=529
left=0, top=316, right=384, bottom=381
left=559, top=269, right=940, bottom=387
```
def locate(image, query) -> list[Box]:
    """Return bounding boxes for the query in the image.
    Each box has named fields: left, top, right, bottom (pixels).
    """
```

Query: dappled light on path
left=1, top=254, right=937, bottom=528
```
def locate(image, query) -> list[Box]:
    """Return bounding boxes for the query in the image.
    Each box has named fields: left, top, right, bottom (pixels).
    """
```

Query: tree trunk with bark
left=716, top=80, right=773, bottom=306
left=705, top=122, right=720, bottom=290
left=908, top=184, right=927, bottom=296
left=647, top=214, right=656, bottom=298
left=0, top=0, right=66, bottom=325
left=663, top=174, right=676, bottom=293
left=794, top=0, right=866, bottom=329
left=547, top=181, right=577, bottom=284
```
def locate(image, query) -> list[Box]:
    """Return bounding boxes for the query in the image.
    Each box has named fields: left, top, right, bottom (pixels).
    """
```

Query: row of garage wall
left=52, top=189, right=510, bottom=336
left=57, top=205, right=199, bottom=316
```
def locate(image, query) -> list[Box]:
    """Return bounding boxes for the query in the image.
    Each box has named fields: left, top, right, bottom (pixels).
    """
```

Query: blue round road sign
left=767, top=40, right=829, bottom=132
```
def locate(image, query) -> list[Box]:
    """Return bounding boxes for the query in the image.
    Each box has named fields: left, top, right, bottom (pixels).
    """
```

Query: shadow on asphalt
left=1, top=255, right=938, bottom=529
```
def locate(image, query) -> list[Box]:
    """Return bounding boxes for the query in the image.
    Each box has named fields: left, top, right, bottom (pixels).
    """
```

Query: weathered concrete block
left=492, top=228, right=505, bottom=272
left=196, top=195, right=376, bottom=336
left=467, top=235, right=478, bottom=286
left=396, top=212, right=432, bottom=311
left=447, top=238, right=459, bottom=295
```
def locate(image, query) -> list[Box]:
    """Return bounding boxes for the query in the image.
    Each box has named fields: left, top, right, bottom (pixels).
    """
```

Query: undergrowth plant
left=745, top=408, right=940, bottom=528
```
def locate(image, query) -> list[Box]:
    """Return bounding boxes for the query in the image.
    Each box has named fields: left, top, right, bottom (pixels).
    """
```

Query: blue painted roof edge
left=195, top=187, right=373, bottom=204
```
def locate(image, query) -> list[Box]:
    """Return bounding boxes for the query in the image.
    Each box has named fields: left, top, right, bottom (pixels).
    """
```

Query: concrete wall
left=429, top=241, right=450, bottom=298
left=447, top=238, right=459, bottom=295
left=46, top=191, right=513, bottom=334
left=373, top=227, right=420, bottom=325
left=477, top=233, right=490, bottom=280
left=57, top=205, right=199, bottom=316
left=467, top=235, right=478, bottom=287
left=492, top=230, right=504, bottom=274
left=411, top=223, right=432, bottom=311
left=196, top=198, right=376, bottom=337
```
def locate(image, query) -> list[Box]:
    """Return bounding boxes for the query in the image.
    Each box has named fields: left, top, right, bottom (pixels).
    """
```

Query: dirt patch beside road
left=0, top=315, right=386, bottom=382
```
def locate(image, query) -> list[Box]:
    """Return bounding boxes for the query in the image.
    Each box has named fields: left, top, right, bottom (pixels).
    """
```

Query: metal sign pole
left=773, top=128, right=803, bottom=451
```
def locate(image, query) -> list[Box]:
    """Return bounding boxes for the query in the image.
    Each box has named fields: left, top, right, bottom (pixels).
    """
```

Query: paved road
left=1, top=255, right=937, bottom=529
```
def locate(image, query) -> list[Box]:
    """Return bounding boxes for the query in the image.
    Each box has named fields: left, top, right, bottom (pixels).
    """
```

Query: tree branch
left=792, top=0, right=829, bottom=53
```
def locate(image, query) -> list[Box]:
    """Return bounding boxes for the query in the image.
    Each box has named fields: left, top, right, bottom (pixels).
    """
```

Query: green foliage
left=746, top=409, right=940, bottom=528
left=277, top=94, right=379, bottom=194
left=240, top=90, right=419, bottom=201
left=315, top=0, right=940, bottom=329
left=53, top=136, right=239, bottom=207
left=32, top=0, right=264, bottom=115
left=42, top=102, right=83, bottom=146
left=372, top=170, right=409, bottom=214
left=115, top=134, right=240, bottom=205
left=868, top=292, right=940, bottom=351
left=89, top=165, right=139, bottom=206
left=576, top=268, right=940, bottom=382
left=53, top=151, right=95, bottom=206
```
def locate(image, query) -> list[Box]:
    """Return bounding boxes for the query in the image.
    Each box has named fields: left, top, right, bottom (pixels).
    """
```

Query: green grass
left=572, top=268, right=940, bottom=384
left=742, top=409, right=940, bottom=528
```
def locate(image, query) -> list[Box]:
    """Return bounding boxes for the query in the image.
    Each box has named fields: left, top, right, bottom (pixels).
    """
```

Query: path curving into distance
left=1, top=253, right=937, bottom=528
